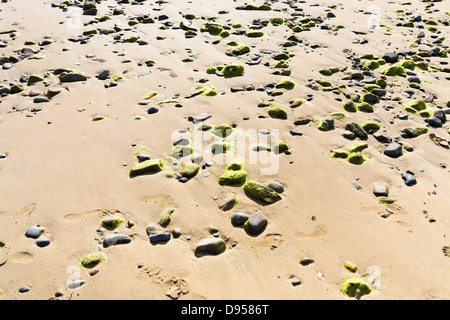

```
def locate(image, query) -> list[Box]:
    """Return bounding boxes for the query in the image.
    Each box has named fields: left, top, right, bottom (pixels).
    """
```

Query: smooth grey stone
left=33, top=97, right=50, bottom=103
left=374, top=134, right=392, bottom=144
left=343, top=130, right=356, bottom=140
left=68, top=280, right=86, bottom=289
left=433, top=110, right=446, bottom=123
left=25, top=226, right=45, bottom=239
left=371, top=88, right=386, bottom=97
left=103, top=234, right=132, bottom=247
left=98, top=70, right=110, bottom=80
left=268, top=181, right=284, bottom=193
left=244, top=211, right=268, bottom=235
left=2, top=63, right=12, bottom=70
left=373, top=183, right=389, bottom=197
left=426, top=117, right=442, bottom=128
left=402, top=173, right=417, bottom=186
left=352, top=181, right=362, bottom=190
left=193, top=112, right=212, bottom=123
left=383, top=52, right=399, bottom=63
left=408, top=76, right=421, bottom=83
left=19, top=286, right=30, bottom=293
left=384, top=143, right=403, bottom=158
left=218, top=194, right=236, bottom=210
left=139, top=100, right=150, bottom=105
left=59, top=73, right=87, bottom=83
left=36, top=238, right=51, bottom=248
left=231, top=212, right=249, bottom=227
left=179, top=177, right=188, bottom=183
left=150, top=232, right=171, bottom=244
left=231, top=87, right=246, bottom=92
left=195, top=238, right=226, bottom=255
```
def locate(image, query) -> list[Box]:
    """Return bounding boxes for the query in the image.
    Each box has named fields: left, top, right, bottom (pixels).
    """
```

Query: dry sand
left=0, top=0, right=449, bottom=300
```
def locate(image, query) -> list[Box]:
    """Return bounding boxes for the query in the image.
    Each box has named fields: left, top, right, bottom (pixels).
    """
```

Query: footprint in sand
left=140, top=195, right=176, bottom=208
left=264, top=233, right=284, bottom=249
left=295, top=225, right=328, bottom=238
left=19, top=203, right=36, bottom=217
left=63, top=209, right=127, bottom=222
left=136, top=265, right=190, bottom=299
left=0, top=242, right=8, bottom=266
left=10, top=251, right=33, bottom=264
left=443, top=246, right=450, bottom=258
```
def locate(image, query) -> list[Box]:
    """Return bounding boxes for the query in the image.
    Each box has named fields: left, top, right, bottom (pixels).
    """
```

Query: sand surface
left=0, top=0, right=449, bottom=300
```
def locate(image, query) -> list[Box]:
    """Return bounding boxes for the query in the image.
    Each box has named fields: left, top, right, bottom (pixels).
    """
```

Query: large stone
left=195, top=238, right=226, bottom=255
left=244, top=211, right=268, bottom=235
left=244, top=180, right=282, bottom=204
left=25, top=226, right=45, bottom=239
left=384, top=143, right=403, bottom=158
left=103, top=234, right=132, bottom=248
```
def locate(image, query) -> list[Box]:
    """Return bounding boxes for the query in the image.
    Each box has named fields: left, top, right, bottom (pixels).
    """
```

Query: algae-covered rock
left=401, top=127, right=428, bottom=138
left=211, top=124, right=234, bottom=138
left=230, top=45, right=250, bottom=55
left=348, top=143, right=368, bottom=153
left=345, top=122, right=368, bottom=140
left=275, top=78, right=297, bottom=90
left=129, top=159, right=165, bottom=177
left=170, top=144, right=194, bottom=158
left=218, top=161, right=248, bottom=186
left=158, top=208, right=175, bottom=227
left=182, top=163, right=200, bottom=178
left=268, top=105, right=288, bottom=119
left=356, top=102, right=374, bottom=113
left=331, top=149, right=349, bottom=160
left=273, top=140, right=289, bottom=154
left=27, top=75, right=45, bottom=85
left=244, top=180, right=282, bottom=204
left=343, top=101, right=356, bottom=113
left=80, top=253, right=106, bottom=269
left=405, top=99, right=428, bottom=112
left=345, top=261, right=358, bottom=273
left=100, top=217, right=125, bottom=230
left=222, top=64, right=244, bottom=78
left=341, top=277, right=372, bottom=298
left=361, top=122, right=381, bottom=133
left=382, top=65, right=405, bottom=76
left=246, top=31, right=264, bottom=38
left=347, top=152, right=368, bottom=165
left=211, top=142, right=233, bottom=154
left=317, top=117, right=334, bottom=131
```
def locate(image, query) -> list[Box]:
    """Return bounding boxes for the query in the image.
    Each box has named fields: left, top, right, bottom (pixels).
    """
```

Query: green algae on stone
left=273, top=140, right=289, bottom=154
left=343, top=101, right=357, bottom=113
left=356, top=102, right=374, bottom=113
left=348, top=143, right=368, bottom=153
left=182, top=163, right=200, bottom=179
left=268, top=105, right=288, bottom=119
left=275, top=78, right=297, bottom=90
left=244, top=180, right=282, bottom=205
left=315, top=79, right=333, bottom=87
left=274, top=60, right=289, bottom=68
left=382, top=65, right=406, bottom=76
left=363, top=60, right=380, bottom=70
left=82, top=29, right=98, bottom=36
left=210, top=124, right=234, bottom=138
left=211, top=142, right=233, bottom=154
left=361, top=122, right=381, bottom=133
left=230, top=45, right=250, bottom=55
left=402, top=60, right=416, bottom=70
left=222, top=64, right=244, bottom=78
left=185, top=85, right=217, bottom=98
left=378, top=197, right=397, bottom=204
left=331, top=149, right=349, bottom=160
left=201, top=23, right=224, bottom=36
left=170, top=144, right=194, bottom=158
left=27, top=75, right=45, bottom=85
left=290, top=99, right=306, bottom=108
left=246, top=31, right=264, bottom=38
left=345, top=261, right=358, bottom=273
left=143, top=91, right=159, bottom=100
left=129, top=159, right=166, bottom=177
left=401, top=127, right=428, bottom=138
left=80, top=253, right=106, bottom=269
left=342, top=277, right=372, bottom=298
left=218, top=161, right=248, bottom=186
left=158, top=208, right=175, bottom=227
left=92, top=116, right=106, bottom=121
left=347, top=152, right=369, bottom=165
left=344, top=123, right=368, bottom=140
left=101, top=217, right=125, bottom=230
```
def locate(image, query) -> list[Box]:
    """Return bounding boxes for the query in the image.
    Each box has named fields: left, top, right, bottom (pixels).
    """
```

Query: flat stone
left=103, top=234, right=132, bottom=248
left=59, top=73, right=87, bottom=83
left=195, top=238, right=226, bottom=255
left=267, top=181, right=284, bottom=193
left=373, top=183, right=389, bottom=197
left=68, top=280, right=86, bottom=289
left=150, top=232, right=171, bottom=244
left=193, top=113, right=212, bottom=123
left=36, top=238, right=51, bottom=248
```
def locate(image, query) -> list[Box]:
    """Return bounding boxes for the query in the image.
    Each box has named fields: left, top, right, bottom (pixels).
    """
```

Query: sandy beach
left=0, top=0, right=449, bottom=300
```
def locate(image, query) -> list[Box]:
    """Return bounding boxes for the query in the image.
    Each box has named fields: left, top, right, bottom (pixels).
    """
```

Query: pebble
left=36, top=238, right=51, bottom=248
left=195, top=238, right=226, bottom=255
left=147, top=106, right=159, bottom=114
left=351, top=181, right=362, bottom=190
left=150, top=232, right=171, bottom=244
left=402, top=173, right=417, bottom=186
left=267, top=181, right=284, bottom=193
left=68, top=280, right=86, bottom=289
left=384, top=143, right=403, bottom=158
left=231, top=212, right=249, bottom=227
left=98, top=70, right=110, bottom=80
left=18, top=286, right=31, bottom=293
left=103, top=234, right=132, bottom=248
left=25, top=226, right=45, bottom=239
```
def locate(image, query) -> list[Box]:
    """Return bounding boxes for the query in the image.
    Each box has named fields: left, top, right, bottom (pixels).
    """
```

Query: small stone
left=351, top=181, right=362, bottom=190
left=103, top=234, right=132, bottom=248
left=300, top=257, right=314, bottom=266
left=25, top=226, right=45, bottom=239
left=373, top=183, right=389, bottom=197
left=68, top=280, right=86, bottom=289
left=218, top=194, right=237, bottom=211
left=150, top=232, right=171, bottom=244
left=402, top=173, right=417, bottom=186
left=291, top=279, right=301, bottom=286
left=98, top=70, right=110, bottom=80
left=147, top=106, right=159, bottom=114
left=36, top=238, right=51, bottom=248
left=384, top=143, right=403, bottom=158
left=289, top=127, right=302, bottom=136
left=267, top=181, right=284, bottom=193
left=18, top=286, right=31, bottom=293
left=231, top=212, right=249, bottom=227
